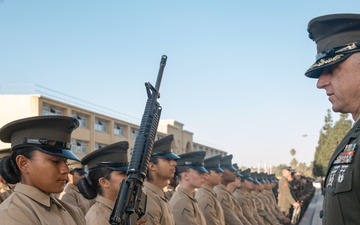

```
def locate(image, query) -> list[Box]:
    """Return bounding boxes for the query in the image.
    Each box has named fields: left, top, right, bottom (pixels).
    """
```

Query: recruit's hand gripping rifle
left=109, top=55, right=168, bottom=225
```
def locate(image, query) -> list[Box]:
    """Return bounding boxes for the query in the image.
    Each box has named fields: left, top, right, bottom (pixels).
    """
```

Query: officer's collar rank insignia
left=333, top=143, right=358, bottom=164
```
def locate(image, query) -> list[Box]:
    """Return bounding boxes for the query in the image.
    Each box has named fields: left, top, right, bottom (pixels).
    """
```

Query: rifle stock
left=110, top=55, right=168, bottom=225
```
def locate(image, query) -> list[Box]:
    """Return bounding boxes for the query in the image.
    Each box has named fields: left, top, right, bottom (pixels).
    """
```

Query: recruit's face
left=244, top=179, right=253, bottom=191
left=231, top=176, right=242, bottom=188
left=317, top=53, right=360, bottom=118
left=19, top=150, right=69, bottom=194
left=108, top=170, right=127, bottom=195
left=187, top=168, right=205, bottom=189
left=154, top=158, right=177, bottom=180
left=71, top=171, right=86, bottom=186
left=208, top=170, right=223, bottom=186
left=222, top=168, right=236, bottom=183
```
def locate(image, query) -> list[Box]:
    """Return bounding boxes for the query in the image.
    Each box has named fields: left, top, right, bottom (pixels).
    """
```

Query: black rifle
left=109, top=55, right=168, bottom=225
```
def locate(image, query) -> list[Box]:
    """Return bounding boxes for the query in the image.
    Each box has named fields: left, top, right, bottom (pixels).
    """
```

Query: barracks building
left=0, top=84, right=227, bottom=160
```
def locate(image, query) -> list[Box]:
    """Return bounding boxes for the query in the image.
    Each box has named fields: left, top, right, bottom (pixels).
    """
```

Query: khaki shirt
left=263, top=190, right=284, bottom=220
left=195, top=185, right=225, bottom=225
left=85, top=195, right=113, bottom=225
left=251, top=191, right=277, bottom=225
left=59, top=183, right=95, bottom=215
left=85, top=195, right=140, bottom=225
left=214, top=184, right=244, bottom=225
left=277, top=176, right=295, bottom=215
left=143, top=182, right=175, bottom=225
left=169, top=186, right=206, bottom=225
left=258, top=192, right=279, bottom=224
left=244, top=191, right=266, bottom=225
left=0, top=188, right=14, bottom=204
left=163, top=185, right=175, bottom=201
left=0, top=183, right=85, bottom=225
left=233, top=189, right=258, bottom=225
left=0, top=181, right=9, bottom=192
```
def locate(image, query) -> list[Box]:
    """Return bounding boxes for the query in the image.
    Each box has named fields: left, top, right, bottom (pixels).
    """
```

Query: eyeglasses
left=316, top=42, right=360, bottom=60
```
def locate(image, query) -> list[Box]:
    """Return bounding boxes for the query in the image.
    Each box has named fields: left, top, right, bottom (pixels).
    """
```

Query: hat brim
left=305, top=53, right=351, bottom=78
left=71, top=168, right=88, bottom=174
left=236, top=173, right=244, bottom=178
left=243, top=176, right=255, bottom=183
left=191, top=166, right=208, bottom=173
left=222, top=165, right=237, bottom=171
left=206, top=167, right=225, bottom=173
left=35, top=146, right=80, bottom=161
left=252, top=179, right=260, bottom=185
left=107, top=166, right=128, bottom=172
left=157, top=152, right=180, bottom=160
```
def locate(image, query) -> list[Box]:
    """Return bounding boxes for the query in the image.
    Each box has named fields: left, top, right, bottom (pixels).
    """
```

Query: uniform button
left=319, top=210, right=323, bottom=218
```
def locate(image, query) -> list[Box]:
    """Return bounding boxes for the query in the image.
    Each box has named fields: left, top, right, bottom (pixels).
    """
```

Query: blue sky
left=0, top=1, right=358, bottom=168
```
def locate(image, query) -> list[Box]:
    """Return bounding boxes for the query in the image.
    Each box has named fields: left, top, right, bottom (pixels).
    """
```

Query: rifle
left=291, top=204, right=301, bottom=225
left=109, top=55, right=168, bottom=225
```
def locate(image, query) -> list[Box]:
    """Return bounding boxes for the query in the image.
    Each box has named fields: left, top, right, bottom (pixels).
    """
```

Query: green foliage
left=290, top=148, right=296, bottom=157
left=312, top=110, right=352, bottom=177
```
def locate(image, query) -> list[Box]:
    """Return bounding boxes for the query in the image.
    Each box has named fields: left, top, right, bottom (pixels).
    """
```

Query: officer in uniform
left=0, top=116, right=85, bottom=225
left=214, top=155, right=247, bottom=225
left=0, top=148, right=14, bottom=204
left=59, top=160, right=95, bottom=215
left=78, top=141, right=147, bottom=225
left=277, top=167, right=300, bottom=218
left=305, top=13, right=360, bottom=225
left=195, top=154, right=225, bottom=225
left=169, top=151, right=208, bottom=225
left=143, top=134, right=180, bottom=225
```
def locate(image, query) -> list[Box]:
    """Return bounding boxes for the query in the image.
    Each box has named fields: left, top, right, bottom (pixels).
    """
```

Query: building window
left=114, top=123, right=125, bottom=136
left=42, top=104, right=62, bottom=115
left=71, top=139, right=87, bottom=154
left=95, top=142, right=107, bottom=150
left=95, top=118, right=107, bottom=132
left=72, top=112, right=87, bottom=128
left=130, top=128, right=139, bottom=140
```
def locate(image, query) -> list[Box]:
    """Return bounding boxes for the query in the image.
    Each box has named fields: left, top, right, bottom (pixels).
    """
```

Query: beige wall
left=0, top=94, right=227, bottom=158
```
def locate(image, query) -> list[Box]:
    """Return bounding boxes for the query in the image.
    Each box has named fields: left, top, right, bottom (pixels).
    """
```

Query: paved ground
left=298, top=187, right=323, bottom=225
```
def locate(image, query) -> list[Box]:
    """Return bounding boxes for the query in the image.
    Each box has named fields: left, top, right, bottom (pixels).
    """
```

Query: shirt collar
left=15, top=183, right=65, bottom=210
left=143, top=182, right=167, bottom=201
left=96, top=195, right=115, bottom=210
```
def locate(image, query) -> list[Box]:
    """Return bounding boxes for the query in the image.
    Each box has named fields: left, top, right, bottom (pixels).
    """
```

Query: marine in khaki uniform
left=235, top=171, right=263, bottom=225
left=262, top=174, right=289, bottom=224
left=277, top=167, right=300, bottom=217
left=227, top=166, right=252, bottom=225
left=195, top=154, right=225, bottom=225
left=59, top=160, right=95, bottom=215
left=0, top=148, right=14, bottom=204
left=214, top=155, right=245, bottom=225
left=169, top=151, right=208, bottom=225
left=0, top=116, right=85, bottom=225
left=163, top=177, right=177, bottom=201
left=78, top=141, right=146, bottom=225
left=234, top=168, right=261, bottom=225
left=250, top=172, right=278, bottom=225
left=256, top=173, right=282, bottom=225
left=143, top=134, right=180, bottom=225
